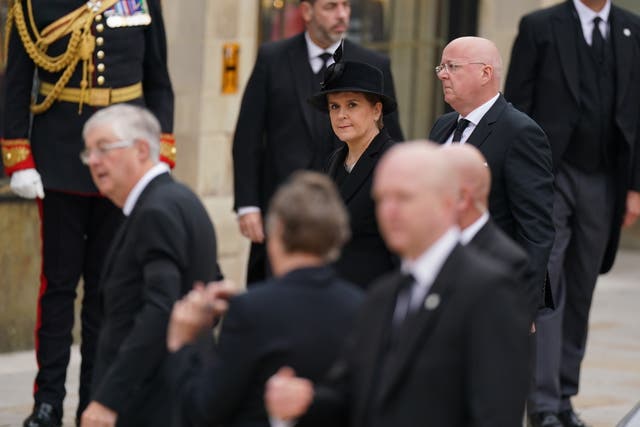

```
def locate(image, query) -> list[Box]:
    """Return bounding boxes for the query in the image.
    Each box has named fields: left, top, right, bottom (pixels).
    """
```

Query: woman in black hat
left=310, top=59, right=398, bottom=288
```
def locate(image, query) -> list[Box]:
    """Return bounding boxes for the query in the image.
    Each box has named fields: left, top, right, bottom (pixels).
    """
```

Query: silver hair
left=82, top=104, right=161, bottom=163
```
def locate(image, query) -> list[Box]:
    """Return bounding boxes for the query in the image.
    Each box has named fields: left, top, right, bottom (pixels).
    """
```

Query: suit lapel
left=466, top=95, right=507, bottom=149
left=100, top=216, right=129, bottom=285
left=377, top=246, right=462, bottom=403
left=289, top=34, right=317, bottom=142
left=337, top=132, right=389, bottom=203
left=430, top=113, right=458, bottom=143
left=610, top=7, right=633, bottom=114
left=552, top=2, right=580, bottom=104
left=100, top=173, right=172, bottom=283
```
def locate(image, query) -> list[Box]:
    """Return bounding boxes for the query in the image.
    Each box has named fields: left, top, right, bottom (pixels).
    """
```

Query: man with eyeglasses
left=1, top=1, right=175, bottom=425
left=78, top=104, right=221, bottom=427
left=430, top=36, right=555, bottom=327
left=505, top=1, right=640, bottom=426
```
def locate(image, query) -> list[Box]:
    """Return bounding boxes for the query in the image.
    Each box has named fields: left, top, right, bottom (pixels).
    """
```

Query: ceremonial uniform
left=0, top=0, right=175, bottom=425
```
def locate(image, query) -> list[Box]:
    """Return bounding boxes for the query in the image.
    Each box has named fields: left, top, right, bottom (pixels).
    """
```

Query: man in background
left=505, top=1, right=640, bottom=425
left=429, top=36, right=555, bottom=325
left=233, top=0, right=403, bottom=284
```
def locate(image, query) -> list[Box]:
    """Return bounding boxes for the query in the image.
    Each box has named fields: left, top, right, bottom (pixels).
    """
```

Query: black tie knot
left=452, top=118, right=471, bottom=143
left=591, top=16, right=605, bottom=63
left=317, top=52, right=333, bottom=74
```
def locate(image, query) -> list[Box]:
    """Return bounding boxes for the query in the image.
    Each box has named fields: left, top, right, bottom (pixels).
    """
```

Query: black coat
left=429, top=95, right=555, bottom=309
left=167, top=265, right=363, bottom=427
left=327, top=129, right=397, bottom=288
left=504, top=0, right=640, bottom=273
left=232, top=33, right=403, bottom=212
left=1, top=0, right=174, bottom=192
left=468, top=217, right=542, bottom=320
left=91, top=173, right=220, bottom=426
left=306, top=245, right=530, bottom=427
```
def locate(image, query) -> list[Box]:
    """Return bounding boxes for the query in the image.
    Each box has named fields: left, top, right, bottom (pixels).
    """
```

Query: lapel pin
left=624, top=28, right=631, bottom=37
left=424, top=294, right=440, bottom=311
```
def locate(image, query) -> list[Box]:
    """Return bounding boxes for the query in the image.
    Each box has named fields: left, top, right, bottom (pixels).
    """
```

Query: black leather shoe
left=23, top=403, right=61, bottom=427
left=558, top=409, right=590, bottom=427
left=528, top=411, right=564, bottom=427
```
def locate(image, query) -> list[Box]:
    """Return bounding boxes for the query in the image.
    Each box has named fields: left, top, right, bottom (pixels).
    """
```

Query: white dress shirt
left=573, top=0, right=610, bottom=45
left=238, top=34, right=341, bottom=219
left=445, top=93, right=500, bottom=145
left=460, top=211, right=490, bottom=245
left=401, top=227, right=461, bottom=311
left=122, top=162, right=170, bottom=216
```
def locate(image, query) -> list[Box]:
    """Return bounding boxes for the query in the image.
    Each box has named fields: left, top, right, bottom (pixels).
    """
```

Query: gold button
left=96, top=23, right=104, bottom=32
left=95, top=14, right=102, bottom=22
left=97, top=76, right=105, bottom=86
left=96, top=37, right=104, bottom=46
left=96, top=50, right=105, bottom=59
left=97, top=63, right=105, bottom=72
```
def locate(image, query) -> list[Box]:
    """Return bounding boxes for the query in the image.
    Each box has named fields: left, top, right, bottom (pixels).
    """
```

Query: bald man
left=442, top=144, right=536, bottom=320
left=430, top=36, right=555, bottom=318
left=265, top=141, right=530, bottom=427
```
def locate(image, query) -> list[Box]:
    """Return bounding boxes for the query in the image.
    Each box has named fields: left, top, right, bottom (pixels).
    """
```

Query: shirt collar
left=122, top=162, right=170, bottom=216
left=401, top=227, right=461, bottom=290
left=460, top=211, right=489, bottom=245
left=305, top=32, right=341, bottom=63
left=573, top=0, right=610, bottom=25
left=461, top=93, right=500, bottom=126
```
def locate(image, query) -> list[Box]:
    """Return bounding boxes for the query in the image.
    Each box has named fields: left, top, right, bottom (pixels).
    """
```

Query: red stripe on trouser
left=33, top=198, right=47, bottom=396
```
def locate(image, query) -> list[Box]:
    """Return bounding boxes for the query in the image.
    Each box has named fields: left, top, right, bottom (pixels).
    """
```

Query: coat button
left=96, top=37, right=104, bottom=46
left=96, top=50, right=105, bottom=59
left=97, top=63, right=105, bottom=72
left=97, top=76, right=105, bottom=86
left=96, top=23, right=104, bottom=32
left=95, top=14, right=102, bottom=22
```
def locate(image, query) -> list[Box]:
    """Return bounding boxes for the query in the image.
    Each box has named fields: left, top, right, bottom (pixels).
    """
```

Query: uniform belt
left=39, top=82, right=143, bottom=107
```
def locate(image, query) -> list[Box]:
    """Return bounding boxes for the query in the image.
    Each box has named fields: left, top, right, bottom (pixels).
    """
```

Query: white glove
left=10, top=168, right=45, bottom=199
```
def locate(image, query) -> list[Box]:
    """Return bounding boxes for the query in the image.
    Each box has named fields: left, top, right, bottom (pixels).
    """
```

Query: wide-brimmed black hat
left=308, top=60, right=397, bottom=115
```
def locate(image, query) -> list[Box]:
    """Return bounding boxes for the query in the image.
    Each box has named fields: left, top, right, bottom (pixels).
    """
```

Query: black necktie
left=392, top=273, right=416, bottom=329
left=452, top=118, right=471, bottom=143
left=317, top=52, right=332, bottom=77
left=591, top=17, right=605, bottom=63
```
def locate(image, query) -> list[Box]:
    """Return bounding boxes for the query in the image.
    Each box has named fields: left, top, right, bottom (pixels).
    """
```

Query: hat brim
left=308, top=88, right=397, bottom=115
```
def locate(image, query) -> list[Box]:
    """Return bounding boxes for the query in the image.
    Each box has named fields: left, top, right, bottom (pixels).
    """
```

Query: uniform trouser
left=34, top=190, right=122, bottom=420
left=528, top=163, right=614, bottom=414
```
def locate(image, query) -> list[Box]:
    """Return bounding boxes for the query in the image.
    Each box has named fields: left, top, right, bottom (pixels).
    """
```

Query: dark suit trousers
left=529, top=163, right=613, bottom=413
left=35, top=191, right=122, bottom=419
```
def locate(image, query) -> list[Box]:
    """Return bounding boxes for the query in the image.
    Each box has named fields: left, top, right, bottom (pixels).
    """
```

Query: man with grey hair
left=429, top=36, right=555, bottom=324
left=78, top=104, right=221, bottom=427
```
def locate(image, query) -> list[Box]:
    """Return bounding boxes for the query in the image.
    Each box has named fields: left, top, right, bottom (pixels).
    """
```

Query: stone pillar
left=163, top=0, right=259, bottom=286
left=477, top=0, right=550, bottom=88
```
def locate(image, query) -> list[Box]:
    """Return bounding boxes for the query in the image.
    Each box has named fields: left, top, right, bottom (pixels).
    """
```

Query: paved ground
left=1, top=251, right=639, bottom=427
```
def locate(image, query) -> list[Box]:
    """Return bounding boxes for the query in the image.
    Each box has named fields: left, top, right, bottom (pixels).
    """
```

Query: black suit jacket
left=504, top=0, right=640, bottom=273
left=167, top=266, right=363, bottom=427
left=232, top=33, right=403, bottom=211
left=327, top=129, right=397, bottom=288
left=429, top=95, right=555, bottom=308
left=307, top=244, right=530, bottom=427
left=91, top=173, right=220, bottom=426
left=468, top=217, right=540, bottom=320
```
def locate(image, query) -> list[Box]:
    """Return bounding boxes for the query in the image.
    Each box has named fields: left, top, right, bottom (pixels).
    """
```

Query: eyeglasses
left=80, top=139, right=135, bottom=164
left=434, top=62, right=486, bottom=75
